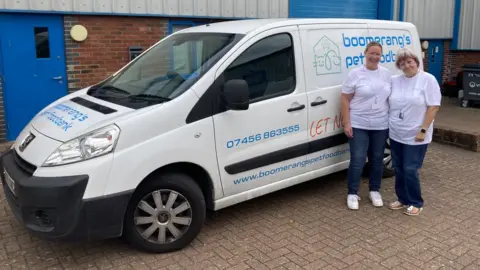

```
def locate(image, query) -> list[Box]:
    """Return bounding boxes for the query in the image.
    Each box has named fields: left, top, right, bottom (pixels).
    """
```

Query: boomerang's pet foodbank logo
left=313, top=36, right=342, bottom=75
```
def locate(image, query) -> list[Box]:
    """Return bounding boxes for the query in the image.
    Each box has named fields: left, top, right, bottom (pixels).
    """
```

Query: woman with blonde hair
left=341, top=41, right=392, bottom=210
left=387, top=47, right=441, bottom=216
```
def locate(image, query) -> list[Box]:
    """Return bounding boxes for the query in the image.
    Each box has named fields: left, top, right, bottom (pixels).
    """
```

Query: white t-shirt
left=342, top=65, right=392, bottom=130
left=388, top=71, right=442, bottom=145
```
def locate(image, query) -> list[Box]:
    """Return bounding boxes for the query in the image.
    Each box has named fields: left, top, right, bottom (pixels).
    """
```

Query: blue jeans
left=389, top=139, right=428, bottom=208
left=347, top=128, right=389, bottom=195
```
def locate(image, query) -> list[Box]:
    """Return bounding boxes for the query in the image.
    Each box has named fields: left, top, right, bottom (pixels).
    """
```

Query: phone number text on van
left=226, top=124, right=300, bottom=149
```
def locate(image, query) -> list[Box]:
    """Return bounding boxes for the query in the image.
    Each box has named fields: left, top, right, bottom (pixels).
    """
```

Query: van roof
left=177, top=18, right=414, bottom=35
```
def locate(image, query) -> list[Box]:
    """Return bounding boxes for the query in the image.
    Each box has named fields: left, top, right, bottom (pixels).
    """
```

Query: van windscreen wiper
left=98, top=85, right=131, bottom=95
left=128, top=94, right=171, bottom=102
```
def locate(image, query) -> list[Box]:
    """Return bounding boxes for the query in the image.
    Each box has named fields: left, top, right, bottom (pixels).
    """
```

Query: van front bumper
left=0, top=149, right=133, bottom=241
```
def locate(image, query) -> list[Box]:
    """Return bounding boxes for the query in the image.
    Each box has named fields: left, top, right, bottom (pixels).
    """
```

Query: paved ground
left=0, top=142, right=479, bottom=270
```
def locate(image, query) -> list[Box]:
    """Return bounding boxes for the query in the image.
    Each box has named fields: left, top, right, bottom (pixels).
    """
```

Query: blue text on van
left=342, top=33, right=412, bottom=68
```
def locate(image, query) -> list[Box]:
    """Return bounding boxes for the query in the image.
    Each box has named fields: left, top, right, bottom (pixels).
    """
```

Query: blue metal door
left=0, top=13, right=67, bottom=141
left=289, top=0, right=379, bottom=19
left=427, top=40, right=444, bottom=84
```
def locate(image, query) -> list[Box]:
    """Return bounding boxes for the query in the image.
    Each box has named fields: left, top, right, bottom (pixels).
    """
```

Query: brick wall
left=63, top=15, right=169, bottom=93
left=63, top=15, right=222, bottom=93
left=443, top=40, right=480, bottom=83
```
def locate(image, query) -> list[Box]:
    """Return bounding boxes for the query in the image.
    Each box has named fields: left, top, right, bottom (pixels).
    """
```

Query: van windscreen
left=87, top=32, right=244, bottom=109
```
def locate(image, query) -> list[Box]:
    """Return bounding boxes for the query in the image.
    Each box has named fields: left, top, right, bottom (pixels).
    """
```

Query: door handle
left=287, top=104, right=305, bottom=112
left=311, top=100, right=327, bottom=106
left=52, top=76, right=62, bottom=80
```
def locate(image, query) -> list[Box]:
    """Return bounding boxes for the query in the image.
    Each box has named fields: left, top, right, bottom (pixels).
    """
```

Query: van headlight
left=42, top=124, right=121, bottom=167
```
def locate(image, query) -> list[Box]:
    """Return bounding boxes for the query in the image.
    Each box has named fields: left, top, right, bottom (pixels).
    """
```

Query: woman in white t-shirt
left=387, top=47, right=441, bottom=216
left=341, top=41, right=392, bottom=210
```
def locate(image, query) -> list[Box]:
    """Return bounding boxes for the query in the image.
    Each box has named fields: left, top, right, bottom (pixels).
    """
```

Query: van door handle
left=287, top=104, right=305, bottom=112
left=311, top=100, right=327, bottom=106
left=52, top=76, right=62, bottom=80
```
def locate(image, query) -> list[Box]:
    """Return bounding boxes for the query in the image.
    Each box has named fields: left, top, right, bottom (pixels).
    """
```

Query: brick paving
left=0, top=142, right=479, bottom=269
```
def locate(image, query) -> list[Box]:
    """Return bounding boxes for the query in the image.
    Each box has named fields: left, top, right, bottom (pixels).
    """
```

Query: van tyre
left=123, top=173, right=206, bottom=253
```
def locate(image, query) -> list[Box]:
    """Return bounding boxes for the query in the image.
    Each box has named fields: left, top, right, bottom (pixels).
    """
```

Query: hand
left=344, top=123, right=353, bottom=138
left=415, top=130, right=426, bottom=142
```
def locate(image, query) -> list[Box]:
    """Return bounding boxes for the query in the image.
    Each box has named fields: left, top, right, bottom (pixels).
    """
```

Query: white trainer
left=347, top=194, right=360, bottom=210
left=369, top=191, right=383, bottom=207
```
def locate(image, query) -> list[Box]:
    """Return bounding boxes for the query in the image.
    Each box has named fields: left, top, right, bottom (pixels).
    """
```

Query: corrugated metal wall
left=458, top=0, right=480, bottom=50
left=392, top=0, right=399, bottom=21
left=0, top=0, right=289, bottom=18
left=403, top=0, right=454, bottom=39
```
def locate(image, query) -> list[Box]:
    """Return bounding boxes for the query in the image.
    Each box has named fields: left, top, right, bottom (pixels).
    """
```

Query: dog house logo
left=313, top=36, right=342, bottom=75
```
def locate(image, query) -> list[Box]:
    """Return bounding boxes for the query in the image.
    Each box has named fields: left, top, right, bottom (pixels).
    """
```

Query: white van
left=0, top=18, right=421, bottom=253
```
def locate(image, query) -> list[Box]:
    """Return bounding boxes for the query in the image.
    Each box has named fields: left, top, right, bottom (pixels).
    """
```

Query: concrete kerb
left=433, top=126, right=480, bottom=152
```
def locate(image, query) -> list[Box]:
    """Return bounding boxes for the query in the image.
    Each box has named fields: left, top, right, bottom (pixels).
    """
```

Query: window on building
left=222, top=33, right=296, bottom=102
left=34, top=27, right=50, bottom=58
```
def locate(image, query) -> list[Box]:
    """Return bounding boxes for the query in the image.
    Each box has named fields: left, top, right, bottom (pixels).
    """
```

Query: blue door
left=427, top=40, right=444, bottom=84
left=0, top=13, right=67, bottom=141
left=289, top=0, right=379, bottom=19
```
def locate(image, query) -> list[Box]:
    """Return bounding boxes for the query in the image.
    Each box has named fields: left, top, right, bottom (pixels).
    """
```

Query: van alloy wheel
left=382, top=139, right=395, bottom=178
left=383, top=140, right=393, bottom=170
left=134, top=189, right=192, bottom=244
left=123, top=173, right=206, bottom=253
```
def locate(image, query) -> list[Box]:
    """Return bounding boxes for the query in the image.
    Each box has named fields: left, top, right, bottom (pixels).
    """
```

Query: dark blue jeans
left=347, top=128, right=389, bottom=195
left=389, top=139, right=428, bottom=208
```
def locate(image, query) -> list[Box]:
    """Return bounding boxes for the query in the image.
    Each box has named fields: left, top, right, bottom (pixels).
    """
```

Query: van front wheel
left=123, top=173, right=206, bottom=253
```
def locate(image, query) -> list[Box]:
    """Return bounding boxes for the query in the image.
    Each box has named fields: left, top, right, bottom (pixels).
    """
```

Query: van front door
left=212, top=27, right=309, bottom=197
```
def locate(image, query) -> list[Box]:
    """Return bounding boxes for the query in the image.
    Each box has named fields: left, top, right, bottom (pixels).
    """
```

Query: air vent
left=71, top=97, right=117, bottom=114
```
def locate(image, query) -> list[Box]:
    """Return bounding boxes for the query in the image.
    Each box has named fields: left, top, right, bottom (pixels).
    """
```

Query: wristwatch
left=420, top=128, right=427, bottom=134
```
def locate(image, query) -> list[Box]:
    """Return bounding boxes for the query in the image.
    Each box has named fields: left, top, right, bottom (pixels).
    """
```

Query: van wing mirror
left=222, top=79, right=249, bottom=110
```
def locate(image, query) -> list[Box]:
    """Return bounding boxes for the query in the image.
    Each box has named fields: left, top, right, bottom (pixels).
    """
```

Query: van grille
left=12, top=150, right=37, bottom=176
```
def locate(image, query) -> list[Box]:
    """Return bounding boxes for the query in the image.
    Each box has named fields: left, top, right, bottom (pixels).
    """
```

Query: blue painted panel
left=427, top=40, right=445, bottom=84
left=377, top=0, right=394, bottom=20
left=289, top=0, right=379, bottom=19
left=451, top=0, right=462, bottom=50
left=399, top=0, right=405, bottom=21
left=0, top=13, right=68, bottom=141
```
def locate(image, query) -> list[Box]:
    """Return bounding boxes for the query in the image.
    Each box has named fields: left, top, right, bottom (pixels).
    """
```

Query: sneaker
left=369, top=191, right=383, bottom=207
left=347, top=194, right=360, bottom=210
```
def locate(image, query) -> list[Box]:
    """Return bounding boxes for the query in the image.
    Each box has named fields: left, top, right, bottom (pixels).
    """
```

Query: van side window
left=223, top=33, right=296, bottom=102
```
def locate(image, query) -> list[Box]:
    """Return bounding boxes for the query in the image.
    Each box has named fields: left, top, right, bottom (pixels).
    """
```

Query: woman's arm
left=341, top=93, right=354, bottom=138
left=421, top=106, right=440, bottom=130
left=341, top=71, right=356, bottom=138
left=415, top=74, right=442, bottom=142
left=341, top=93, right=353, bottom=126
